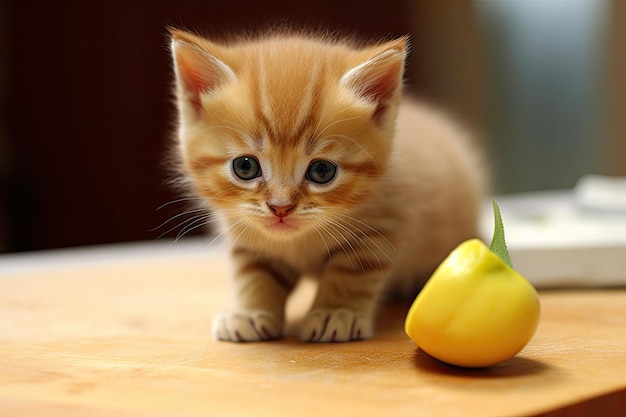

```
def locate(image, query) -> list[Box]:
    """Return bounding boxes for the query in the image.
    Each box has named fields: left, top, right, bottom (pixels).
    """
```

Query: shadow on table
left=412, top=348, right=551, bottom=378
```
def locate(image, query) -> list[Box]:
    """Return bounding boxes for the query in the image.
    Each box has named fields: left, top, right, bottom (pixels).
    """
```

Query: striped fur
left=170, top=29, right=486, bottom=342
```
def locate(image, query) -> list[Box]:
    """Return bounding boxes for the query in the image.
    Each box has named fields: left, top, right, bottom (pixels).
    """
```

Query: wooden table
left=1, top=242, right=625, bottom=416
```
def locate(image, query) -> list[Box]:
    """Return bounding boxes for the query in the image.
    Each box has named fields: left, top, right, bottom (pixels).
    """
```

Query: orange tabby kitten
left=169, top=29, right=485, bottom=342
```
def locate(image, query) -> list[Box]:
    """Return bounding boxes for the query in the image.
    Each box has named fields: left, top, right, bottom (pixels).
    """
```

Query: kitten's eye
left=232, top=156, right=261, bottom=180
left=306, top=160, right=337, bottom=184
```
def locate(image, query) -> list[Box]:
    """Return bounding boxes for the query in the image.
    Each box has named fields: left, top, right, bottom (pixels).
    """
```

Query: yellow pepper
left=405, top=238, right=541, bottom=368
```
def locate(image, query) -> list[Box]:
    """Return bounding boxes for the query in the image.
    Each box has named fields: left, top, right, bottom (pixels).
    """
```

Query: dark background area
left=0, top=1, right=623, bottom=253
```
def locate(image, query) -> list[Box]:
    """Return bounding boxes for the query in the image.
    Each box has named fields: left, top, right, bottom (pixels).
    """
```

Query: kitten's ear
left=341, top=37, right=407, bottom=124
left=170, top=30, right=235, bottom=116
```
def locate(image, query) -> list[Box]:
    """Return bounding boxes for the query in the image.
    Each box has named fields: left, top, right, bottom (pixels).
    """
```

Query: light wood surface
left=1, top=244, right=625, bottom=416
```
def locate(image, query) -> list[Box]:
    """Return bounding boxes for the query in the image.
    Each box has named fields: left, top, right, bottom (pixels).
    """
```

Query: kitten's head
left=170, top=29, right=406, bottom=241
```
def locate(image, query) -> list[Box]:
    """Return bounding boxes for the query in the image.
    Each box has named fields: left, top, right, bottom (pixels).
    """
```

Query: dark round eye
left=232, top=156, right=261, bottom=180
left=306, top=160, right=337, bottom=184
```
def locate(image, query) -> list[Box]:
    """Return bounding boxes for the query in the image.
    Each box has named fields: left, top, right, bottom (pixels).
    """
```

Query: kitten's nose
left=267, top=203, right=295, bottom=218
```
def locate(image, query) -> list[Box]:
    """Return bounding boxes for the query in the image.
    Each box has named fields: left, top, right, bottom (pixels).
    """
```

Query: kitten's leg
left=213, top=248, right=298, bottom=342
left=300, top=246, right=391, bottom=342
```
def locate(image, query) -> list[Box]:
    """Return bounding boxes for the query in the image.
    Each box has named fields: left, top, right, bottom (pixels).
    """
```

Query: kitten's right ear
left=341, top=37, right=407, bottom=126
left=170, top=30, right=235, bottom=116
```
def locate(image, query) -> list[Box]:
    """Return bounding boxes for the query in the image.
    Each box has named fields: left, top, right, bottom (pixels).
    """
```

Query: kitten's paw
left=300, top=308, right=373, bottom=342
left=212, top=310, right=283, bottom=342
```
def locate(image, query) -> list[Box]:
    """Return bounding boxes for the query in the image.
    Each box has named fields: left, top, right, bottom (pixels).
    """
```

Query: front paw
left=300, top=308, right=373, bottom=342
left=212, top=310, right=283, bottom=342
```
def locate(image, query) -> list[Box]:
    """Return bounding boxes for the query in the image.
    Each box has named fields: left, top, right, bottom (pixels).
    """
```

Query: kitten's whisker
left=326, top=217, right=384, bottom=275
left=158, top=207, right=248, bottom=241
left=340, top=220, right=395, bottom=268
left=206, top=217, right=248, bottom=247
left=155, top=197, right=206, bottom=211
left=305, top=218, right=332, bottom=261
left=151, top=208, right=209, bottom=232
left=311, top=215, right=356, bottom=271
left=175, top=215, right=213, bottom=241
left=157, top=213, right=212, bottom=240
left=316, top=228, right=333, bottom=262
left=336, top=210, right=397, bottom=253
left=228, top=218, right=255, bottom=250
left=314, top=215, right=363, bottom=273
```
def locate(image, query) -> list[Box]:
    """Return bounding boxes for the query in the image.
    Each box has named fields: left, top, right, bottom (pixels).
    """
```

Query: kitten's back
left=375, top=99, right=486, bottom=297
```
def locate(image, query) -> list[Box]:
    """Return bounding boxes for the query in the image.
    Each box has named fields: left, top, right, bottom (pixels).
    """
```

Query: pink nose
left=267, top=203, right=295, bottom=218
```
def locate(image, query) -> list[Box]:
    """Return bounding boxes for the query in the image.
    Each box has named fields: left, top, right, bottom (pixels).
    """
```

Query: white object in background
left=482, top=176, right=626, bottom=288
left=575, top=174, right=626, bottom=213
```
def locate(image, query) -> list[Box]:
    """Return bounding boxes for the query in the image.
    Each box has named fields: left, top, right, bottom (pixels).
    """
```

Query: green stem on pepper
left=489, top=199, right=513, bottom=268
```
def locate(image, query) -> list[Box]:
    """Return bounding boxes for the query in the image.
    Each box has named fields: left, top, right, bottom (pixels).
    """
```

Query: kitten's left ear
left=170, top=29, right=236, bottom=118
left=341, top=37, right=408, bottom=125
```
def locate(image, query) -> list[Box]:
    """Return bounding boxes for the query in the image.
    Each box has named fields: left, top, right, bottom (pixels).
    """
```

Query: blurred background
left=0, top=0, right=624, bottom=253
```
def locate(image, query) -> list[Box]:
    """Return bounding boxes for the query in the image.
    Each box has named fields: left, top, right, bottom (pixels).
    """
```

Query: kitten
left=169, top=29, right=486, bottom=343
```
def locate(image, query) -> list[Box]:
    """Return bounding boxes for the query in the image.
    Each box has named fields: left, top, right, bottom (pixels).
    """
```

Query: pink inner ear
left=177, top=54, right=218, bottom=95
left=363, top=60, right=404, bottom=123
left=344, top=49, right=405, bottom=124
left=361, top=61, right=403, bottom=105
left=173, top=41, right=233, bottom=114
left=176, top=54, right=215, bottom=111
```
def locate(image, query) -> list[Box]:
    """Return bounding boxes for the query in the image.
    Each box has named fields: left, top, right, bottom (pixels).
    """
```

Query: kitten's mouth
left=267, top=217, right=298, bottom=231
